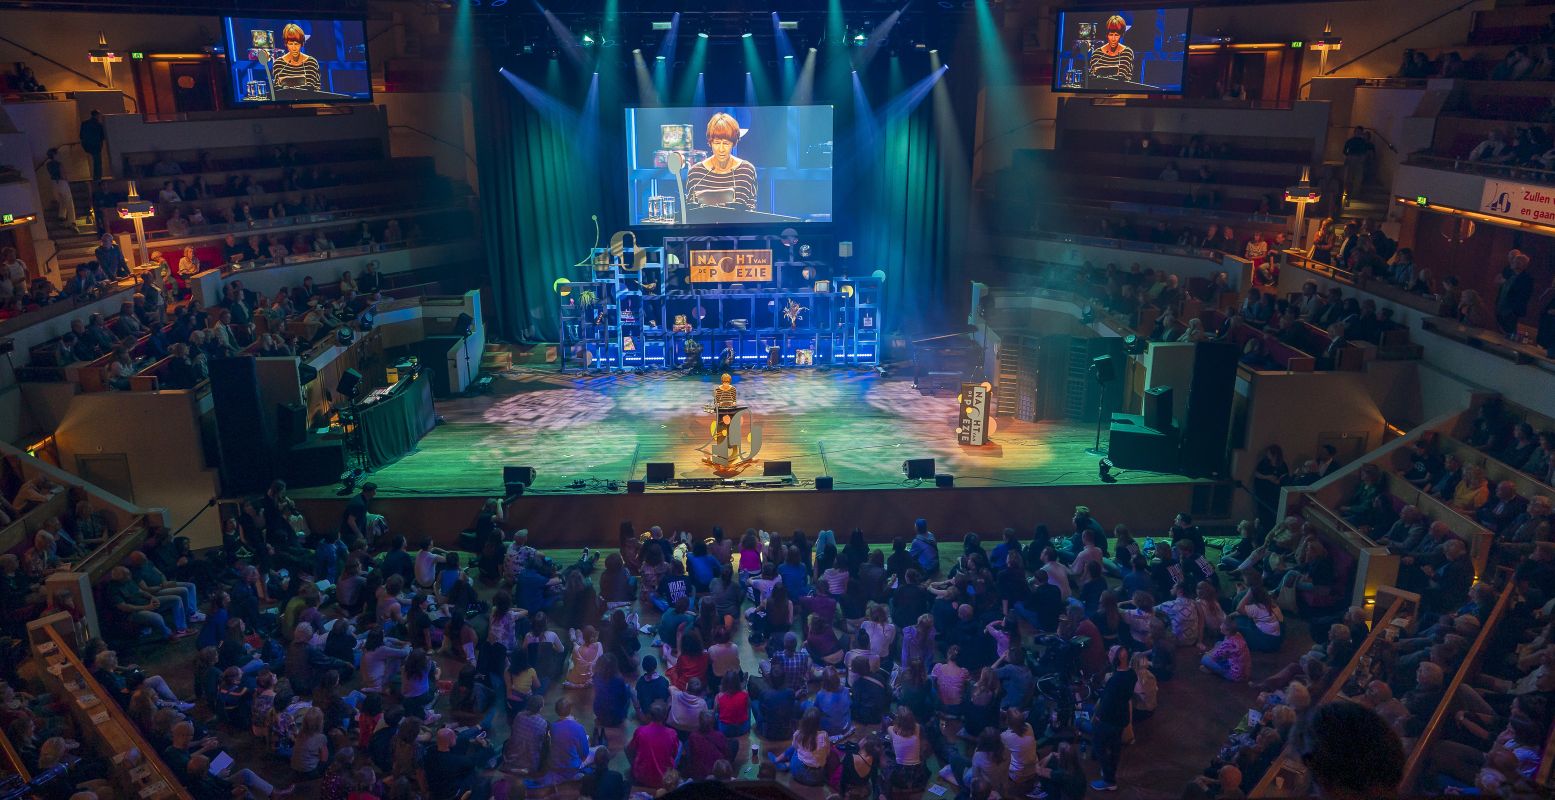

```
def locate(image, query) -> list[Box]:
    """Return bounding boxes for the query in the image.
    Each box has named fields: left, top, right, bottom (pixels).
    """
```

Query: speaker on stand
left=1086, top=355, right=1115, bottom=456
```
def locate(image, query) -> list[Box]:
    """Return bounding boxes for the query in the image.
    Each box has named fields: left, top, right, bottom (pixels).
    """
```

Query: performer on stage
left=713, top=373, right=738, bottom=444
left=1088, top=15, right=1136, bottom=83
left=714, top=373, right=737, bottom=408
left=686, top=113, right=758, bottom=211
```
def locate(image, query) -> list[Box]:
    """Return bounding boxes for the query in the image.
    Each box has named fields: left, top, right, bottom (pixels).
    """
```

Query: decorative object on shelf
left=795, top=349, right=814, bottom=365
left=783, top=299, right=809, bottom=329
left=672, top=315, right=693, bottom=333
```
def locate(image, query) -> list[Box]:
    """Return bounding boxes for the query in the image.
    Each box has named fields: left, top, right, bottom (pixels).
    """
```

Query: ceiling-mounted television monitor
left=222, top=16, right=371, bottom=104
left=626, top=105, right=833, bottom=226
left=1053, top=8, right=1192, bottom=94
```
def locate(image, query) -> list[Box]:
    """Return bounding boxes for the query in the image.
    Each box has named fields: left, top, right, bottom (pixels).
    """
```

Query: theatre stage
left=293, top=367, right=1208, bottom=545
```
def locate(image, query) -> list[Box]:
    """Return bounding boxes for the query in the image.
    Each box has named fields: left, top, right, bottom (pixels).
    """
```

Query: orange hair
left=706, top=113, right=741, bottom=147
left=282, top=24, right=306, bottom=45
left=1106, top=15, right=1127, bottom=35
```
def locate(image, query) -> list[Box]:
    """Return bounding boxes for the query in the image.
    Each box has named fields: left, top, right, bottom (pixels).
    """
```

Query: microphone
left=590, top=214, right=600, bottom=251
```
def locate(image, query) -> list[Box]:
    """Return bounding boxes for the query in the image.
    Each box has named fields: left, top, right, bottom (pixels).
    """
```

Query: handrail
left=1249, top=594, right=1413, bottom=798
left=1538, top=714, right=1555, bottom=788
left=0, top=34, right=138, bottom=111
left=30, top=623, right=193, bottom=799
left=1399, top=571, right=1517, bottom=790
left=74, top=516, right=147, bottom=585
left=1014, top=230, right=1228, bottom=264
left=389, top=124, right=478, bottom=170
left=1297, top=0, right=1482, bottom=95
left=1354, top=125, right=1399, bottom=155
left=1405, top=153, right=1555, bottom=187
left=0, top=719, right=31, bottom=782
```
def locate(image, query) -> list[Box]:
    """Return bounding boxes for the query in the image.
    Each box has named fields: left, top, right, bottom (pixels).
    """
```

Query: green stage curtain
left=847, top=103, right=969, bottom=338
left=473, top=67, right=615, bottom=341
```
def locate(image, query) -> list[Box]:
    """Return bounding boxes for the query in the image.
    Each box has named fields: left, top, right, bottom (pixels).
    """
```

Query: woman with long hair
left=839, top=736, right=883, bottom=800
left=886, top=706, right=929, bottom=792
left=787, top=706, right=831, bottom=786
left=841, top=529, right=870, bottom=577
left=400, top=650, right=438, bottom=721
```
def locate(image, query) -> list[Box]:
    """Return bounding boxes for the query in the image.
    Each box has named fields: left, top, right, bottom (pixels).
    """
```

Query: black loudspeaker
left=503, top=466, right=537, bottom=486
left=1180, top=341, right=1239, bottom=478
left=763, top=461, right=792, bottom=477
left=336, top=368, right=363, bottom=399
left=298, top=364, right=318, bottom=385
left=645, top=463, right=675, bottom=482
left=209, top=357, right=274, bottom=495
left=815, top=476, right=833, bottom=491
left=413, top=336, right=463, bottom=397
left=280, top=436, right=347, bottom=486
left=1107, top=413, right=1182, bottom=473
left=627, top=479, right=646, bottom=494
left=903, top=458, right=936, bottom=480
left=1143, top=386, right=1174, bottom=432
left=1090, top=355, right=1116, bottom=384
left=454, top=313, right=474, bottom=337
left=935, top=474, right=955, bottom=488
left=276, top=403, right=307, bottom=449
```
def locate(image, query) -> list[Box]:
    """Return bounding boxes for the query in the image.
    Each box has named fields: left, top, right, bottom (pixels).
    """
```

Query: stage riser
left=294, top=482, right=1200, bottom=549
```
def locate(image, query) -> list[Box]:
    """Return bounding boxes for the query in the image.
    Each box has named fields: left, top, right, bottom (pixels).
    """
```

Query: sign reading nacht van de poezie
left=689, top=249, right=774, bottom=283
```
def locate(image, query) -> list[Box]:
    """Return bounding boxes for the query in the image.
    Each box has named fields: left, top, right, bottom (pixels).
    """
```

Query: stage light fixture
left=490, top=0, right=508, bottom=6
left=779, top=21, right=799, bottom=31
left=581, top=33, right=597, bottom=46
left=852, top=32, right=867, bottom=45
left=651, top=21, right=673, bottom=31
left=632, top=48, right=641, bottom=54
left=784, top=54, right=794, bottom=59
left=697, top=30, right=710, bottom=39
left=656, top=54, right=666, bottom=60
left=742, top=32, right=753, bottom=39
left=1081, top=306, right=1097, bottom=324
left=1099, top=458, right=1117, bottom=483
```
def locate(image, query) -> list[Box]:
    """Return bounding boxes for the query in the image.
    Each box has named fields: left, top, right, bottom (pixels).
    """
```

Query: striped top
left=272, top=55, right=321, bottom=91
left=714, top=384, right=738, bottom=407
left=687, top=158, right=757, bottom=210
left=1087, top=46, right=1136, bottom=82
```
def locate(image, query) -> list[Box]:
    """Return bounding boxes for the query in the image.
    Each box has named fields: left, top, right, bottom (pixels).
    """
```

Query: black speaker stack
left=209, top=357, right=275, bottom=495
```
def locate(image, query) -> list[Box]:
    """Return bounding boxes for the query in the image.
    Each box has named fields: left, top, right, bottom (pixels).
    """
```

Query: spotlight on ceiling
left=784, top=54, right=794, bottom=59
left=741, top=31, right=753, bottom=39
left=651, top=21, right=673, bottom=31
left=581, top=33, right=596, bottom=46
left=632, top=48, right=641, bottom=54
left=697, top=30, right=710, bottom=39
left=779, top=21, right=799, bottom=31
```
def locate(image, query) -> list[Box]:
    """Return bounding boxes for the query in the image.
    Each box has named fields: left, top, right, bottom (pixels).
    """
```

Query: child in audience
left=634, top=655, right=670, bottom=722
left=250, top=670, right=278, bottom=743
left=564, top=626, right=603, bottom=688
left=217, top=666, right=250, bottom=727
left=1201, top=617, right=1252, bottom=682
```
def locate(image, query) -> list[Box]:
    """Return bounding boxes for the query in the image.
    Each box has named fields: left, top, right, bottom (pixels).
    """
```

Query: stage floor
left=333, top=366, right=1195, bottom=497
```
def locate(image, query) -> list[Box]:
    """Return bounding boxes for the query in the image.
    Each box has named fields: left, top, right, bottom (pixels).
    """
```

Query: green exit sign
left=1, top=214, right=12, bottom=224
left=131, top=52, right=144, bottom=60
left=1415, top=195, right=1429, bottom=207
left=1290, top=41, right=1304, bottom=48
